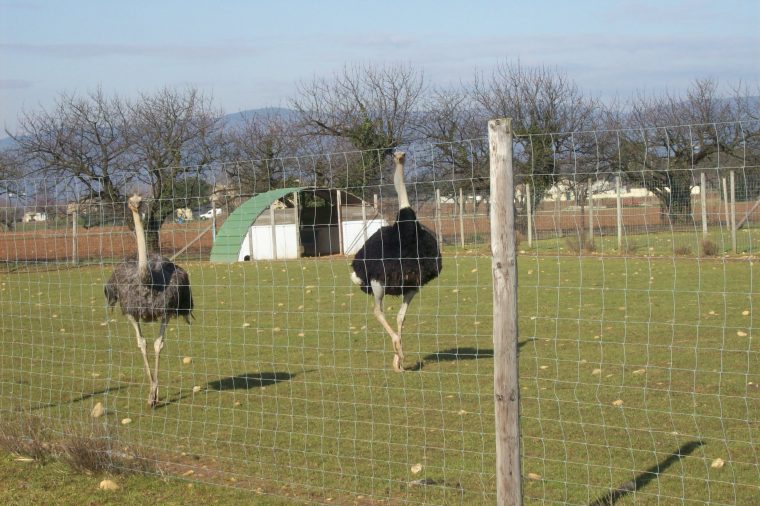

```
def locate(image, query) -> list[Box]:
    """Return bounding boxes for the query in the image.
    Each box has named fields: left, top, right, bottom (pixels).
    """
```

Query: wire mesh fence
left=0, top=120, right=758, bottom=504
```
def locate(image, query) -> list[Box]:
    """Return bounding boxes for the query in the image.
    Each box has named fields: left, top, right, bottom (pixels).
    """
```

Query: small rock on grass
left=182, top=356, right=192, bottom=365
left=411, top=463, right=422, bottom=474
left=711, top=458, right=725, bottom=469
left=91, top=402, right=105, bottom=418
left=99, top=479, right=120, bottom=491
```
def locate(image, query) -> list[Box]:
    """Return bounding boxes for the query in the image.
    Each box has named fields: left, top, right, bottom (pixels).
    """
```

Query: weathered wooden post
left=730, top=170, right=737, bottom=253
left=616, top=174, right=623, bottom=250
left=526, top=183, right=532, bottom=247
left=71, top=204, right=78, bottom=265
left=700, top=172, right=708, bottom=238
left=293, top=191, right=300, bottom=258
left=269, top=203, right=277, bottom=260
left=435, top=188, right=443, bottom=249
left=587, top=178, right=594, bottom=244
left=488, top=118, right=522, bottom=506
left=361, top=198, right=368, bottom=244
left=459, top=187, right=465, bottom=248
left=210, top=195, right=218, bottom=242
left=722, top=176, right=730, bottom=229
left=336, top=190, right=344, bottom=255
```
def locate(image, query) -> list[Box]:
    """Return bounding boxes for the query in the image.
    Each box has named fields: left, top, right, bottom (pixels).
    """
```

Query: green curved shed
left=209, top=187, right=303, bottom=262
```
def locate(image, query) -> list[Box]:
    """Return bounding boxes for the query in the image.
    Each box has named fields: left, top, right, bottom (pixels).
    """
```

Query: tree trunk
left=666, top=182, right=693, bottom=224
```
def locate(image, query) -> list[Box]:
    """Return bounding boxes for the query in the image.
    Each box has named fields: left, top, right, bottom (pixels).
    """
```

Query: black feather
left=351, top=207, right=442, bottom=296
left=105, top=254, right=193, bottom=323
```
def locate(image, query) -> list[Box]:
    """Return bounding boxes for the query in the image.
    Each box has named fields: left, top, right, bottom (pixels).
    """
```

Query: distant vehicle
left=199, top=208, right=222, bottom=220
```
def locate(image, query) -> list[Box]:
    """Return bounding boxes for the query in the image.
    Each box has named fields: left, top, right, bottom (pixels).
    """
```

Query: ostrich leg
left=126, top=315, right=156, bottom=404
left=395, top=289, right=417, bottom=369
left=148, top=316, right=169, bottom=407
left=370, top=280, right=405, bottom=372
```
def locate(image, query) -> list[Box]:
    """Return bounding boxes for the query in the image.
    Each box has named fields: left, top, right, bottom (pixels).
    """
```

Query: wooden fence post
left=270, top=204, right=277, bottom=260
left=616, top=174, right=623, bottom=250
left=336, top=190, right=344, bottom=255
left=435, top=188, right=443, bottom=249
left=700, top=172, right=708, bottom=238
left=488, top=118, right=522, bottom=506
left=459, top=187, right=465, bottom=248
left=71, top=206, right=78, bottom=265
left=526, top=183, right=532, bottom=247
left=730, top=170, right=737, bottom=253
left=293, top=191, right=300, bottom=258
left=587, top=178, right=594, bottom=244
left=722, top=176, right=730, bottom=229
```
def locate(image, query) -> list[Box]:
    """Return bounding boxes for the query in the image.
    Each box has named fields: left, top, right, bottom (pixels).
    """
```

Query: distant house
left=175, top=208, right=194, bottom=221
left=23, top=211, right=47, bottom=223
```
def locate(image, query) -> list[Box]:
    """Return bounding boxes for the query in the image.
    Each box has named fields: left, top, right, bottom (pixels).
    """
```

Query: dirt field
left=0, top=220, right=219, bottom=263
left=2, top=199, right=757, bottom=262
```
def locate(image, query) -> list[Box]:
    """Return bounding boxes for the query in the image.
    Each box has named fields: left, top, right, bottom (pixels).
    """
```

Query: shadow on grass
left=157, top=370, right=308, bottom=408
left=27, top=385, right=130, bottom=411
left=206, top=372, right=295, bottom=391
left=423, top=347, right=494, bottom=364
left=589, top=440, right=705, bottom=506
left=420, top=341, right=530, bottom=367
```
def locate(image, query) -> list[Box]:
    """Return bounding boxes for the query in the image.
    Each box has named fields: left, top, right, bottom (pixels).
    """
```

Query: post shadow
left=26, top=385, right=130, bottom=411
left=589, top=440, right=705, bottom=506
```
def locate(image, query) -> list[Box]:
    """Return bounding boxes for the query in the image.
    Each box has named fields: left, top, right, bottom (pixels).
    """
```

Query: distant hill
left=0, top=136, right=17, bottom=150
left=0, top=108, right=299, bottom=151
left=222, top=107, right=298, bottom=129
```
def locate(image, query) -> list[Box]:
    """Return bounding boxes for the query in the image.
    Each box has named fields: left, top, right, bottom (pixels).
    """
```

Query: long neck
left=394, top=159, right=410, bottom=210
left=131, top=207, right=149, bottom=280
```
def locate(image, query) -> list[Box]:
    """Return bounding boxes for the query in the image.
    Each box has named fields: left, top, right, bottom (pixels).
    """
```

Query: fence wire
left=0, top=120, right=758, bottom=505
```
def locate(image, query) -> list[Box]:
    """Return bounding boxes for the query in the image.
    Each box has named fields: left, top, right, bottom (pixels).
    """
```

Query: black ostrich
left=105, top=194, right=193, bottom=407
left=350, top=151, right=442, bottom=371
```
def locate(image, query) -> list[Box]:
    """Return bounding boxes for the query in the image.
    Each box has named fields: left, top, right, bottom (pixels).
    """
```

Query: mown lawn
left=0, top=250, right=758, bottom=504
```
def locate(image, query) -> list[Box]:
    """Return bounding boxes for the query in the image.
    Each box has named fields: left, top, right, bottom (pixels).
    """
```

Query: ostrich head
left=127, top=194, right=143, bottom=214
left=394, top=151, right=405, bottom=165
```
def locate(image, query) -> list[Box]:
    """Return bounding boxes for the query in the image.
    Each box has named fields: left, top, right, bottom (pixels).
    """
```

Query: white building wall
left=342, top=218, right=386, bottom=255
left=238, top=223, right=299, bottom=260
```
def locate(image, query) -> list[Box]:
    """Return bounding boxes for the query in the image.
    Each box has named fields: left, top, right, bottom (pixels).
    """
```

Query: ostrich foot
left=393, top=354, right=405, bottom=372
left=148, top=386, right=159, bottom=407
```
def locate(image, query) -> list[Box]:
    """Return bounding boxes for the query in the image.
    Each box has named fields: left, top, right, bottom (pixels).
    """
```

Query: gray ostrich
left=350, top=152, right=442, bottom=371
left=105, top=194, right=193, bottom=407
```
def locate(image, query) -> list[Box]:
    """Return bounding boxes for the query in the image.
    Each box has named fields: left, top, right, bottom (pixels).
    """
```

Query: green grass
left=1, top=250, right=758, bottom=504
left=0, top=453, right=292, bottom=505
left=525, top=226, right=760, bottom=258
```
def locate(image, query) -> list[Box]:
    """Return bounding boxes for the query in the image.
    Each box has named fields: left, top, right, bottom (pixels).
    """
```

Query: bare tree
left=0, top=149, right=24, bottom=229
left=472, top=61, right=602, bottom=231
left=223, top=110, right=304, bottom=195
left=8, top=88, right=131, bottom=204
left=127, top=87, right=225, bottom=250
left=612, top=78, right=759, bottom=223
left=414, top=87, right=489, bottom=184
left=291, top=63, right=425, bottom=187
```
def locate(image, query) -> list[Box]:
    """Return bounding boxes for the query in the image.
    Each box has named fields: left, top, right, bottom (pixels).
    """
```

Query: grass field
left=1, top=246, right=758, bottom=504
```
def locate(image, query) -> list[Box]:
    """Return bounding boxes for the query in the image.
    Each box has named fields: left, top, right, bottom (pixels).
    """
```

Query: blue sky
left=1, top=0, right=758, bottom=134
